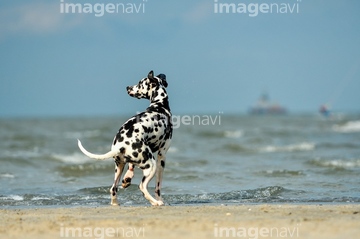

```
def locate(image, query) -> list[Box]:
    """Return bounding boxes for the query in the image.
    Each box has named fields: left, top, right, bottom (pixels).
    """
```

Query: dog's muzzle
left=126, top=86, right=132, bottom=94
left=127, top=86, right=136, bottom=97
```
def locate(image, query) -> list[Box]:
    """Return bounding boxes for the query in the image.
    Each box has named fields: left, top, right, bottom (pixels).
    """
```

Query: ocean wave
left=78, top=186, right=110, bottom=195
left=57, top=162, right=112, bottom=177
left=224, top=130, right=243, bottom=139
left=196, top=130, right=243, bottom=139
left=166, top=186, right=287, bottom=204
left=1, top=187, right=286, bottom=207
left=318, top=142, right=359, bottom=149
left=0, top=148, right=43, bottom=160
left=260, top=142, right=315, bottom=153
left=52, top=153, right=92, bottom=164
left=332, top=121, right=360, bottom=133
left=2, top=185, right=360, bottom=207
left=167, top=147, right=178, bottom=153
left=64, top=130, right=101, bottom=139
left=257, top=170, right=305, bottom=177
left=0, top=195, right=24, bottom=201
left=0, top=193, right=109, bottom=207
left=309, top=158, right=360, bottom=169
left=0, top=173, right=15, bottom=179
left=31, top=196, right=52, bottom=201
left=223, top=143, right=253, bottom=153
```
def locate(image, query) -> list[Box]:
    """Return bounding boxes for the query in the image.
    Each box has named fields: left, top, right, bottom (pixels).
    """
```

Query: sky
left=0, top=0, right=359, bottom=117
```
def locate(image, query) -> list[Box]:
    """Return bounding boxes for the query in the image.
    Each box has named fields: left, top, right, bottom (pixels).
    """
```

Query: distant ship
left=319, top=104, right=331, bottom=117
left=249, top=92, right=287, bottom=115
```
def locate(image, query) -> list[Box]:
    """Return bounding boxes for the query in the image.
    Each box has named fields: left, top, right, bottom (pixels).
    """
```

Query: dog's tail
left=77, top=139, right=117, bottom=160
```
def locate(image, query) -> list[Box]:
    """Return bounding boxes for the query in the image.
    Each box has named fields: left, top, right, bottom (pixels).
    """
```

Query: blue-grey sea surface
left=1, top=114, right=360, bottom=207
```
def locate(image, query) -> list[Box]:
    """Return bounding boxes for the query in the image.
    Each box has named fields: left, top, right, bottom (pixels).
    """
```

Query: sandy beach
left=1, top=204, right=359, bottom=239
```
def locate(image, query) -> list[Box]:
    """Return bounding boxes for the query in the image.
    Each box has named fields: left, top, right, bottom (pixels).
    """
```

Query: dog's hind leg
left=139, top=156, right=163, bottom=206
left=122, top=163, right=134, bottom=188
left=155, top=151, right=166, bottom=203
left=110, top=156, right=125, bottom=206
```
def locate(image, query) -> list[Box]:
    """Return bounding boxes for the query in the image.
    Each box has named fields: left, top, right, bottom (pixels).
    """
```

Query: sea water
left=1, top=114, right=360, bottom=207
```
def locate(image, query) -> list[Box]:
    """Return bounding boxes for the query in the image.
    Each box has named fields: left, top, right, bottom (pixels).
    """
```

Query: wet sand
left=1, top=204, right=359, bottom=239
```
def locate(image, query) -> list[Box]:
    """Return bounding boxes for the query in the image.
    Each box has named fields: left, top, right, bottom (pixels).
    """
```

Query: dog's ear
left=148, top=70, right=154, bottom=80
left=148, top=70, right=158, bottom=87
left=157, top=74, right=168, bottom=88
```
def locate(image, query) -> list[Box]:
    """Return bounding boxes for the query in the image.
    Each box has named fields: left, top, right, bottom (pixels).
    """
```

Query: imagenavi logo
left=214, top=0, right=301, bottom=17
left=60, top=0, right=147, bottom=17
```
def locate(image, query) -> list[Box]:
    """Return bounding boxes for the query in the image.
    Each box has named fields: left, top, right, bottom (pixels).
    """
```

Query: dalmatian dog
left=77, top=70, right=172, bottom=206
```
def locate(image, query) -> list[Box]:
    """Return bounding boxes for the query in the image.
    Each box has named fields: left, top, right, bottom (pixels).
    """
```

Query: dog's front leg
left=110, top=157, right=125, bottom=206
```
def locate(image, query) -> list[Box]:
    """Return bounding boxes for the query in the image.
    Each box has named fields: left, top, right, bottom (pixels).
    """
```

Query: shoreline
left=2, top=201, right=360, bottom=209
left=1, top=204, right=359, bottom=239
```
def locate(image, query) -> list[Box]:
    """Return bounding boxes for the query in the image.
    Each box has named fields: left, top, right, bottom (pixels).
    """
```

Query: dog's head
left=127, top=71, right=168, bottom=100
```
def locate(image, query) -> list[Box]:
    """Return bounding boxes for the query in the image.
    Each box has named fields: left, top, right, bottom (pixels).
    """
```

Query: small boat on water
left=249, top=92, right=287, bottom=115
left=319, top=104, right=331, bottom=117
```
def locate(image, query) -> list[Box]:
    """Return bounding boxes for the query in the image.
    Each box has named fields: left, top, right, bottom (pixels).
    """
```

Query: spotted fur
left=78, top=70, right=172, bottom=206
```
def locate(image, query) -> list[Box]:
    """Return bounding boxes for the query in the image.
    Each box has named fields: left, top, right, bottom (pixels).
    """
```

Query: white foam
left=167, top=147, right=178, bottom=153
left=31, top=196, right=51, bottom=201
left=1, top=148, right=42, bottom=159
left=3, top=195, right=24, bottom=201
left=64, top=130, right=101, bottom=139
left=224, top=130, right=243, bottom=138
left=261, top=142, right=315, bottom=153
left=333, top=121, right=360, bottom=133
left=52, top=153, right=92, bottom=164
left=319, top=159, right=360, bottom=169
left=0, top=173, right=15, bottom=179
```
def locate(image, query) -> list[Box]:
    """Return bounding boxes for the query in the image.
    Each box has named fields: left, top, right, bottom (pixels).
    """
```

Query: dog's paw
left=151, top=200, right=164, bottom=206
left=122, top=178, right=132, bottom=188
left=111, top=198, right=119, bottom=206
